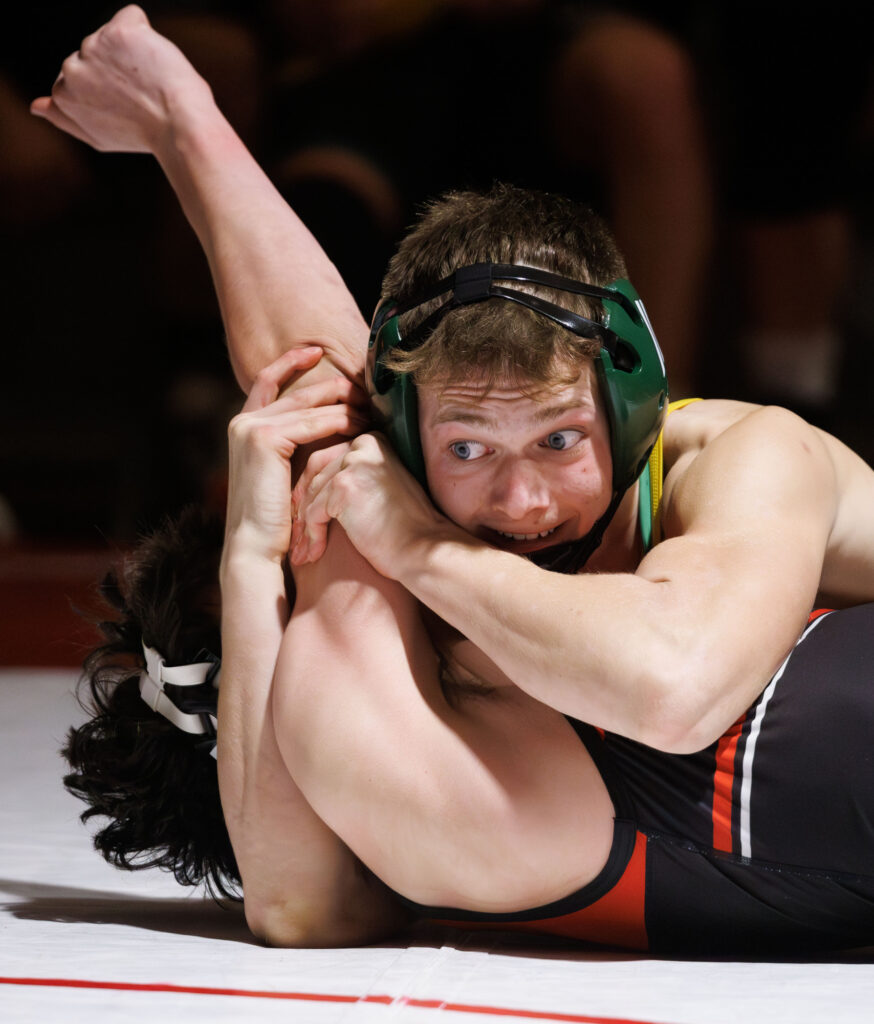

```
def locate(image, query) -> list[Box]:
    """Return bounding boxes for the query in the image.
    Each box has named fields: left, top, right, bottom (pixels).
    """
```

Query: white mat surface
left=2, top=669, right=873, bottom=1024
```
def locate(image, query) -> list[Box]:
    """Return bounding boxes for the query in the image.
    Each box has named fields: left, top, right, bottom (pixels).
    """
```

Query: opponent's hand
left=30, top=5, right=212, bottom=155
left=289, top=432, right=446, bottom=578
left=226, top=348, right=370, bottom=564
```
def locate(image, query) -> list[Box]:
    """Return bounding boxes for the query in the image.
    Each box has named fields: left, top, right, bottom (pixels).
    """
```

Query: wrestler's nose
left=488, top=458, right=551, bottom=520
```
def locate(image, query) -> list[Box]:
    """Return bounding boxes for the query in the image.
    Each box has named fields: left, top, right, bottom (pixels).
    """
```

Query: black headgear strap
left=393, top=263, right=632, bottom=362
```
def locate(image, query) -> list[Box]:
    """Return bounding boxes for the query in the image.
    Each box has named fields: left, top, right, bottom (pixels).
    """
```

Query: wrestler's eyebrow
left=431, top=407, right=495, bottom=426
left=432, top=400, right=590, bottom=428
left=530, top=400, right=590, bottom=425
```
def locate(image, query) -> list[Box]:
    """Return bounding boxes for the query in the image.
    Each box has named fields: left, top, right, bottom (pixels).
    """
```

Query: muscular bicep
left=641, top=406, right=837, bottom=746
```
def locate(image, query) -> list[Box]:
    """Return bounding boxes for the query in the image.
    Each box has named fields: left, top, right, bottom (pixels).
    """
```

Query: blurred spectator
left=3, top=0, right=872, bottom=543
left=268, top=0, right=713, bottom=395
left=0, top=3, right=264, bottom=540
left=708, top=2, right=872, bottom=423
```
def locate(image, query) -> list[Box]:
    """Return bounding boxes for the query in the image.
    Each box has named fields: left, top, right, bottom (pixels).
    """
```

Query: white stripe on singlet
left=738, top=612, right=832, bottom=859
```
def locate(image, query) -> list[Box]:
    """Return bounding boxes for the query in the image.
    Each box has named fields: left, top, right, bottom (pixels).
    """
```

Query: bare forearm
left=394, top=521, right=817, bottom=753
left=396, top=529, right=679, bottom=744
left=276, top=530, right=538, bottom=905
left=275, top=529, right=617, bottom=913
left=33, top=8, right=368, bottom=391
left=154, top=101, right=368, bottom=390
left=217, top=548, right=337, bottom=933
left=219, top=546, right=404, bottom=945
left=217, top=547, right=290, bottom=877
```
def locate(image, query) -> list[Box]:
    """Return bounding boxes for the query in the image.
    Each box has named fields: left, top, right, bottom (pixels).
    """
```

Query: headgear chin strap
left=139, top=642, right=221, bottom=758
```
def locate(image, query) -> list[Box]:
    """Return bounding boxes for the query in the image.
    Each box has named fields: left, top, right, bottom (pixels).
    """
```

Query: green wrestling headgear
left=366, top=262, right=668, bottom=573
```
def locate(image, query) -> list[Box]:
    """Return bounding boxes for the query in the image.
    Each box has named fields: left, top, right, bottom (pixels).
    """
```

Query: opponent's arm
left=31, top=5, right=368, bottom=392
left=290, top=406, right=838, bottom=753
left=220, top=549, right=405, bottom=946
left=218, top=352, right=403, bottom=946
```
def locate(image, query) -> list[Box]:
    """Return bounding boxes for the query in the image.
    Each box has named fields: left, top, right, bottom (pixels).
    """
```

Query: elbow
left=245, top=898, right=344, bottom=949
left=629, top=662, right=723, bottom=755
left=245, top=901, right=307, bottom=948
left=640, top=716, right=713, bottom=756
left=244, top=895, right=394, bottom=949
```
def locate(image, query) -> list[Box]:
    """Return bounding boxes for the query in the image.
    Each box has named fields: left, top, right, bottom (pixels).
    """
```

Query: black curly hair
left=62, top=506, right=241, bottom=900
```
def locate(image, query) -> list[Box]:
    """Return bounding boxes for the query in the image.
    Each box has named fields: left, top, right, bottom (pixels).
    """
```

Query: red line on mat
left=0, top=976, right=662, bottom=1024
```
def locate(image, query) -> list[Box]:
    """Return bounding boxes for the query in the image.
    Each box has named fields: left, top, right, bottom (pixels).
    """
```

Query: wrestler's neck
left=582, top=481, right=643, bottom=575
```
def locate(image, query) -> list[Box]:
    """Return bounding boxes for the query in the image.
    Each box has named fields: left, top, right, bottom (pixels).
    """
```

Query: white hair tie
left=138, top=641, right=220, bottom=757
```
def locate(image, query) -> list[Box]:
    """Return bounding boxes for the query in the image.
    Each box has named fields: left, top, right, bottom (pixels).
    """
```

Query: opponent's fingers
left=290, top=523, right=329, bottom=566
left=231, top=406, right=367, bottom=464
left=36, top=56, right=107, bottom=144
left=289, top=485, right=334, bottom=565
left=30, top=96, right=52, bottom=117
left=54, top=51, right=87, bottom=94
left=291, top=429, right=390, bottom=516
left=246, top=373, right=369, bottom=420
left=291, top=440, right=351, bottom=514
left=278, top=404, right=370, bottom=449
left=243, top=346, right=324, bottom=411
left=289, top=373, right=370, bottom=409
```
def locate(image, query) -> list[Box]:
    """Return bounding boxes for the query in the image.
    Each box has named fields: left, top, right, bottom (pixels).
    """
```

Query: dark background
left=2, top=0, right=874, bottom=547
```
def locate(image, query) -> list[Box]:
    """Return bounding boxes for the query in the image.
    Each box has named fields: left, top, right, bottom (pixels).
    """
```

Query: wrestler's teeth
left=497, top=527, right=557, bottom=541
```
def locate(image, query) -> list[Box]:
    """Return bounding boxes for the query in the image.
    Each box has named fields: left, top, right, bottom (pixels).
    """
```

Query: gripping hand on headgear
left=226, top=348, right=370, bottom=565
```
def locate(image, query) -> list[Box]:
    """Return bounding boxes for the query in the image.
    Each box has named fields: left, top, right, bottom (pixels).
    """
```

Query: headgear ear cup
left=367, top=268, right=667, bottom=496
left=597, top=278, right=668, bottom=493
left=367, top=303, right=428, bottom=486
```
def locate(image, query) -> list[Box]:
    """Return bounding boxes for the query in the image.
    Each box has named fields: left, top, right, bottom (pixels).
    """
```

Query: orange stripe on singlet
left=711, top=715, right=745, bottom=853
left=808, top=608, right=833, bottom=624
left=434, top=829, right=650, bottom=951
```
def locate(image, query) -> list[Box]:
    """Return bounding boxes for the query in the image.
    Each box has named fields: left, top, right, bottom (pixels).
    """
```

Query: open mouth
left=487, top=525, right=562, bottom=552
left=495, top=526, right=558, bottom=542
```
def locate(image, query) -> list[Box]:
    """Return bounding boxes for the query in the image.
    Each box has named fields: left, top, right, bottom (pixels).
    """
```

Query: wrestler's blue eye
left=541, top=429, right=584, bottom=451
left=450, top=440, right=489, bottom=461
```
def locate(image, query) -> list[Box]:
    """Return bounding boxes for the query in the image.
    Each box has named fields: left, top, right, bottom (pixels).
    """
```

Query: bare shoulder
left=660, top=398, right=874, bottom=606
left=664, top=402, right=836, bottom=528
left=662, top=399, right=835, bottom=493
left=662, top=398, right=764, bottom=468
left=812, top=426, right=874, bottom=604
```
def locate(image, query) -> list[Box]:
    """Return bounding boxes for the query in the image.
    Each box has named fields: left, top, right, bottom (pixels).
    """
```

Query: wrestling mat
left=2, top=669, right=873, bottom=1024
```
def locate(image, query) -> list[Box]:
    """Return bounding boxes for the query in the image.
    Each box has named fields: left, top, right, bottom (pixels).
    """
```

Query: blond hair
left=380, top=184, right=627, bottom=392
